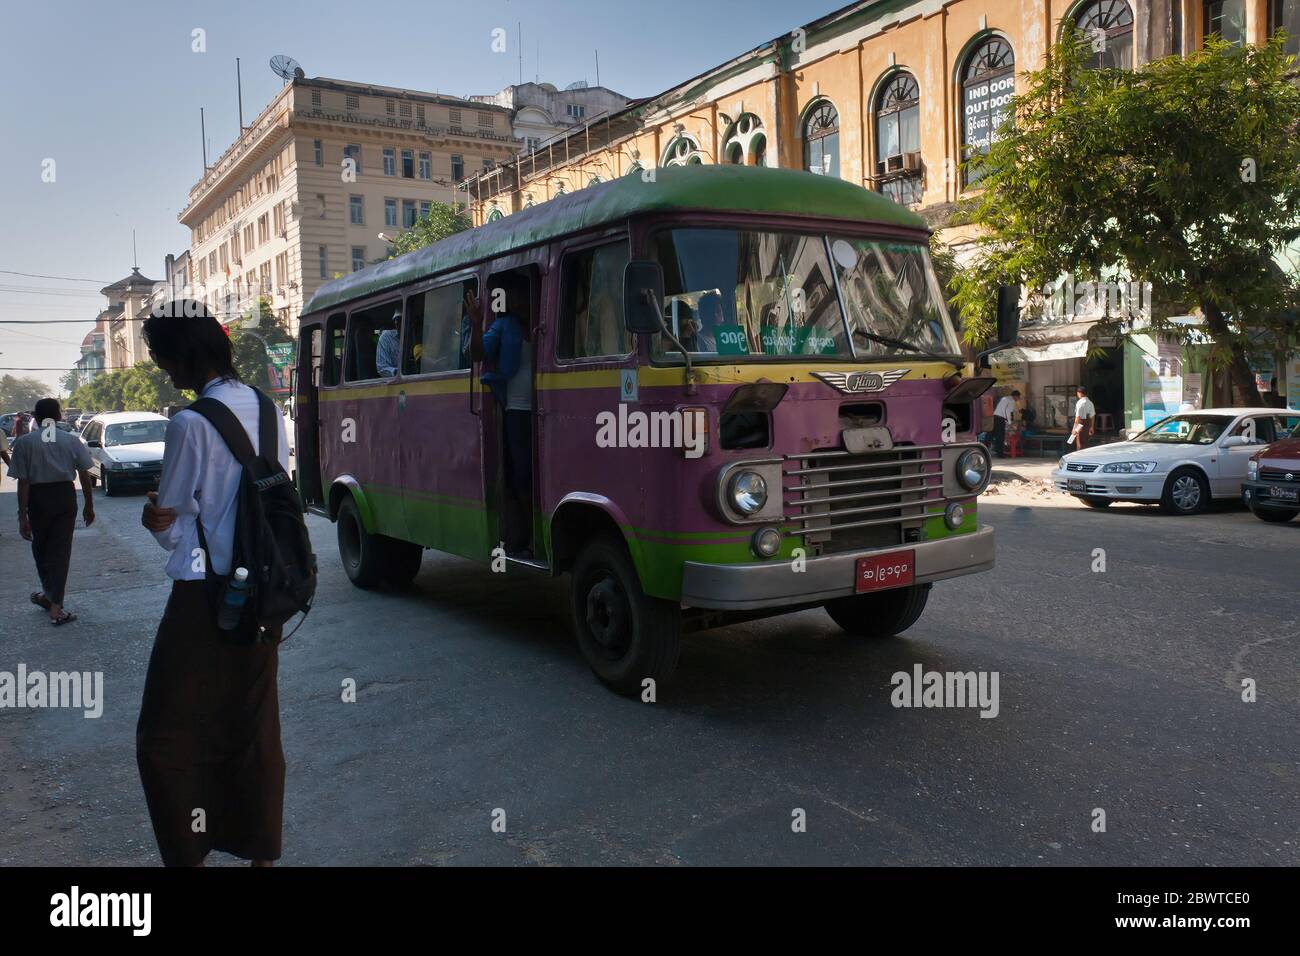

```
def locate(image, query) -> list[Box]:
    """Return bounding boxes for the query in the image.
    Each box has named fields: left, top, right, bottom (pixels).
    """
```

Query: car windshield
left=104, top=420, right=167, bottom=446
left=649, top=228, right=960, bottom=362
left=1135, top=415, right=1234, bottom=445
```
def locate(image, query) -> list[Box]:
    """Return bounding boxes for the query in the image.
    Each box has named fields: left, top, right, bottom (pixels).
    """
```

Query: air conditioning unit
left=902, top=151, right=923, bottom=172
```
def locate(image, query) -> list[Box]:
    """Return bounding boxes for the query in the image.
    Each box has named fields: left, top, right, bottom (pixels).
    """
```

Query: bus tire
left=571, top=535, right=680, bottom=695
left=379, top=539, right=423, bottom=587
left=825, top=583, right=931, bottom=639
left=337, top=496, right=384, bottom=589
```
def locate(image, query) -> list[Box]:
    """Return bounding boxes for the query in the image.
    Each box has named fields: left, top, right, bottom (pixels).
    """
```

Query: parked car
left=1242, top=416, right=1300, bottom=523
left=74, top=412, right=96, bottom=432
left=81, top=412, right=168, bottom=496
left=1052, top=407, right=1300, bottom=515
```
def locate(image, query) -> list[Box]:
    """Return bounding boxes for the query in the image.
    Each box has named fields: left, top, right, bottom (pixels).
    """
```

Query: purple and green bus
left=293, top=165, right=1014, bottom=694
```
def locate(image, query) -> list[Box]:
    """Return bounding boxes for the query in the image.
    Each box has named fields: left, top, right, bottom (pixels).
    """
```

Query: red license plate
left=855, top=550, right=915, bottom=593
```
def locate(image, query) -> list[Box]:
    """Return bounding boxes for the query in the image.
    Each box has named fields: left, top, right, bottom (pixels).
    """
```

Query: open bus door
left=295, top=322, right=324, bottom=507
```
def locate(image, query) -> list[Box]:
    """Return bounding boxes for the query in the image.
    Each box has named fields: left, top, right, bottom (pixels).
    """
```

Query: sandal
left=31, top=592, right=52, bottom=610
left=50, top=612, right=77, bottom=626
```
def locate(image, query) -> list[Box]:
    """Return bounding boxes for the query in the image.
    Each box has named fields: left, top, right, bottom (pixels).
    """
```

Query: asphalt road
left=2, top=477, right=1297, bottom=866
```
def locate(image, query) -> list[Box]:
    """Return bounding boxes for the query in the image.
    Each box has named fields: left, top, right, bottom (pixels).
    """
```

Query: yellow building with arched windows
left=466, top=0, right=1292, bottom=250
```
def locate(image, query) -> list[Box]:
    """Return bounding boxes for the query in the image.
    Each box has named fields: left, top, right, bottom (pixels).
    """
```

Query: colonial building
left=178, top=75, right=518, bottom=331
left=464, top=0, right=1300, bottom=428
left=471, top=82, right=634, bottom=154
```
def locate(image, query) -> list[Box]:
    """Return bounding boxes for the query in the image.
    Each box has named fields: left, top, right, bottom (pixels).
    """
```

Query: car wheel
left=825, top=583, right=932, bottom=638
left=1080, top=496, right=1112, bottom=509
left=1160, top=467, right=1209, bottom=515
left=1249, top=504, right=1297, bottom=523
left=571, top=534, right=680, bottom=696
left=102, top=471, right=114, bottom=497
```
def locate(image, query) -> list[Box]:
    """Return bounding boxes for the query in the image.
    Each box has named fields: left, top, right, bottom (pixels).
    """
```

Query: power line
left=0, top=286, right=105, bottom=298
left=0, top=269, right=112, bottom=283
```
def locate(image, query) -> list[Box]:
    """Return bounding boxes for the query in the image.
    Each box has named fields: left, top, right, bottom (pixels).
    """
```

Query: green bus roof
left=304, top=164, right=928, bottom=315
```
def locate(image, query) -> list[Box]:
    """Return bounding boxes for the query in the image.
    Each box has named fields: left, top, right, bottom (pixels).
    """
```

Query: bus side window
left=309, top=328, right=323, bottom=387
left=404, top=278, right=477, bottom=374
left=557, top=240, right=630, bottom=360
left=345, top=300, right=401, bottom=382
left=324, top=313, right=345, bottom=386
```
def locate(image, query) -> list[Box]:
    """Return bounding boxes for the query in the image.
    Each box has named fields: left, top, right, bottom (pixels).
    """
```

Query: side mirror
left=996, top=285, right=1021, bottom=345
left=1220, top=435, right=1248, bottom=448
left=624, top=260, right=665, bottom=335
left=87, top=440, right=101, bottom=448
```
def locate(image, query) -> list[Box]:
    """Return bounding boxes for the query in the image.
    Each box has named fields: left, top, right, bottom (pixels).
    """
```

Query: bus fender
left=329, top=475, right=378, bottom=534
left=549, top=493, right=647, bottom=584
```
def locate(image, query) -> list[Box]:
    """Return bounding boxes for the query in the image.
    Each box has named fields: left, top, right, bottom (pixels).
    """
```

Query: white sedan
left=1052, top=407, right=1300, bottom=515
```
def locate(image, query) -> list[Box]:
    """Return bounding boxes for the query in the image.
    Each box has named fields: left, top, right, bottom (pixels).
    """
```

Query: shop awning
left=992, top=339, right=1091, bottom=363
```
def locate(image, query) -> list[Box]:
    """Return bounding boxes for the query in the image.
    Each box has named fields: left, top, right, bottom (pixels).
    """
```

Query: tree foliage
left=952, top=31, right=1300, bottom=404
left=229, top=297, right=293, bottom=392
left=0, top=374, right=50, bottom=413
left=386, top=202, right=472, bottom=257
left=67, top=364, right=185, bottom=413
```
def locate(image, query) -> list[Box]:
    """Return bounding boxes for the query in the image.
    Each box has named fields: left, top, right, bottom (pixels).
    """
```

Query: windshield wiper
left=852, top=328, right=962, bottom=369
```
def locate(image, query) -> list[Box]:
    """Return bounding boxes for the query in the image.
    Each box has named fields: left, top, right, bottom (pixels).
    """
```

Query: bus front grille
left=783, top=444, right=946, bottom=556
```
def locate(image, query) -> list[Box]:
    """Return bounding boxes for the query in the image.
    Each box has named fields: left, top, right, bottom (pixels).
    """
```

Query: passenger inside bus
left=344, top=301, right=402, bottom=381
left=471, top=274, right=534, bottom=559
left=375, top=308, right=402, bottom=377
left=680, top=292, right=722, bottom=352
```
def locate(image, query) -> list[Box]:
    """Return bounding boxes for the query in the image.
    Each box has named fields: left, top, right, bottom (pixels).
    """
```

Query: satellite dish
left=565, top=80, right=589, bottom=91
left=269, top=55, right=303, bottom=84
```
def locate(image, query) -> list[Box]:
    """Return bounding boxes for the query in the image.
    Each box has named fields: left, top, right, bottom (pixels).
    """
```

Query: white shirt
left=1075, top=397, right=1096, bottom=420
left=994, top=396, right=1017, bottom=421
left=151, top=378, right=289, bottom=581
left=506, top=345, right=533, bottom=411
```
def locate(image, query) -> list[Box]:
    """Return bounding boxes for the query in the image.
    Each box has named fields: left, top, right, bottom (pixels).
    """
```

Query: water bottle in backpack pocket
left=217, top=566, right=251, bottom=631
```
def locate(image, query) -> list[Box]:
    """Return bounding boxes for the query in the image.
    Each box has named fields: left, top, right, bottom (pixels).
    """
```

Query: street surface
left=2, top=468, right=1297, bottom=866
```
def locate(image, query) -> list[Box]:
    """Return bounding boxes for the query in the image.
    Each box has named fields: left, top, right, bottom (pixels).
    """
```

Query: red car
left=1243, top=417, right=1300, bottom=523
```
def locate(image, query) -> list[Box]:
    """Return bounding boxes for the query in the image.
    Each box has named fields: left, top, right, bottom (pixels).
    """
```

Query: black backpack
left=189, top=387, right=317, bottom=643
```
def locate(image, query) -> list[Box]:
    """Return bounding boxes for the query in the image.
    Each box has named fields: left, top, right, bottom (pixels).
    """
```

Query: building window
left=419, top=201, right=431, bottom=219
left=418, top=151, right=432, bottom=179
left=477, top=111, right=493, bottom=127
left=803, top=100, right=840, bottom=177
left=346, top=93, right=360, bottom=111
left=524, top=136, right=542, bottom=152
left=401, top=149, right=415, bottom=178
left=960, top=36, right=1015, bottom=186
left=451, top=154, right=464, bottom=181
left=402, top=200, right=417, bottom=228
left=1075, top=0, right=1134, bottom=68
left=313, top=139, right=323, bottom=166
left=487, top=205, right=505, bottom=222
left=566, top=103, right=587, bottom=119
left=416, top=104, right=426, bottom=124
left=311, top=90, right=321, bottom=107
left=319, top=245, right=329, bottom=279
left=449, top=108, right=462, bottom=127
left=344, top=144, right=361, bottom=174
left=349, top=195, right=364, bottom=225
left=384, top=198, right=398, bottom=227
left=383, top=147, right=396, bottom=176
left=662, top=134, right=704, bottom=166
left=316, top=195, right=327, bottom=219
left=352, top=247, right=366, bottom=272
left=1272, top=0, right=1300, bottom=55
left=399, top=101, right=412, bottom=118
left=385, top=99, right=395, bottom=115
left=722, top=112, right=767, bottom=166
left=874, top=72, right=922, bottom=206
left=1205, top=0, right=1248, bottom=46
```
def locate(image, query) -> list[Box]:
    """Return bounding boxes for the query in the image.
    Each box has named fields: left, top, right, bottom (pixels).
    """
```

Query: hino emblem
left=811, top=368, right=909, bottom=394
left=1287, top=472, right=1295, bottom=481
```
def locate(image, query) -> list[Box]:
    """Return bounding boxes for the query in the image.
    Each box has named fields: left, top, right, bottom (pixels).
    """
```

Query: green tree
left=952, top=32, right=1300, bottom=405
left=60, top=369, right=87, bottom=397
left=0, top=374, right=51, bottom=413
left=387, top=202, right=471, bottom=257
left=229, top=297, right=293, bottom=392
left=68, top=364, right=184, bottom=412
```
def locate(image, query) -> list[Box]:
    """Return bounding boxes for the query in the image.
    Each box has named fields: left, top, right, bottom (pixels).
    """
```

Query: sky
left=0, top=0, right=824, bottom=395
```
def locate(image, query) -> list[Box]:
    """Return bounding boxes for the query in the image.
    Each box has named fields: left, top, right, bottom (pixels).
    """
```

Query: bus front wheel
left=825, top=583, right=931, bottom=639
left=571, top=536, right=680, bottom=695
left=337, top=496, right=420, bottom=589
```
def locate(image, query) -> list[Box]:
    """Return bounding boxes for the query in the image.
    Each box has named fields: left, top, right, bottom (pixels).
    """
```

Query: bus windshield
left=650, top=227, right=960, bottom=362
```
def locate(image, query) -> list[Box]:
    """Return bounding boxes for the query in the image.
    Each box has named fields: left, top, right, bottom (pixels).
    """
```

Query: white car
left=1052, top=407, right=1300, bottom=515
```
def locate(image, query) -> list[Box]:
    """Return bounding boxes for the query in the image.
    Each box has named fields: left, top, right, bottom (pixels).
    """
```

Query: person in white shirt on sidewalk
left=135, top=301, right=289, bottom=868
left=1071, top=386, right=1097, bottom=450
left=991, top=389, right=1019, bottom=457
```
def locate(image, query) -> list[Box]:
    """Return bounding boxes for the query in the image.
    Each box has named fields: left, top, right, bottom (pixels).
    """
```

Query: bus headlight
left=944, top=501, right=966, bottom=530
left=956, top=448, right=989, bottom=490
left=729, top=471, right=768, bottom=516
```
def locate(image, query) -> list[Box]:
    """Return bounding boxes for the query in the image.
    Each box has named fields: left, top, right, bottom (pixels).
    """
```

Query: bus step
left=505, top=554, right=551, bottom=573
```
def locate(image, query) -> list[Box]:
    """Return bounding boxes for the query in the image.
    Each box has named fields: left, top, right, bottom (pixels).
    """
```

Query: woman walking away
left=136, top=301, right=289, bottom=867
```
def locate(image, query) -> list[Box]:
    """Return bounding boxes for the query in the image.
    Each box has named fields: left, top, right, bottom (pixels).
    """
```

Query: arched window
left=960, top=36, right=1015, bottom=185
left=1074, top=0, right=1134, bottom=69
left=873, top=72, right=922, bottom=206
left=625, top=161, right=644, bottom=177
left=662, top=134, right=704, bottom=167
left=721, top=113, right=767, bottom=166
left=1271, top=0, right=1300, bottom=55
left=1205, top=0, right=1248, bottom=46
left=588, top=174, right=603, bottom=187
left=803, top=100, right=840, bottom=177
left=486, top=205, right=504, bottom=222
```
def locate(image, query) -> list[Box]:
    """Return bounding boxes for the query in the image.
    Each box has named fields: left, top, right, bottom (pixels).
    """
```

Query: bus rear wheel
left=825, top=583, right=932, bottom=639
left=571, top=536, right=680, bottom=695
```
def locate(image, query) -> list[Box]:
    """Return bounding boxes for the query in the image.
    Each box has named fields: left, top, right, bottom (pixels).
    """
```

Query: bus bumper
left=679, top=526, right=995, bottom=611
